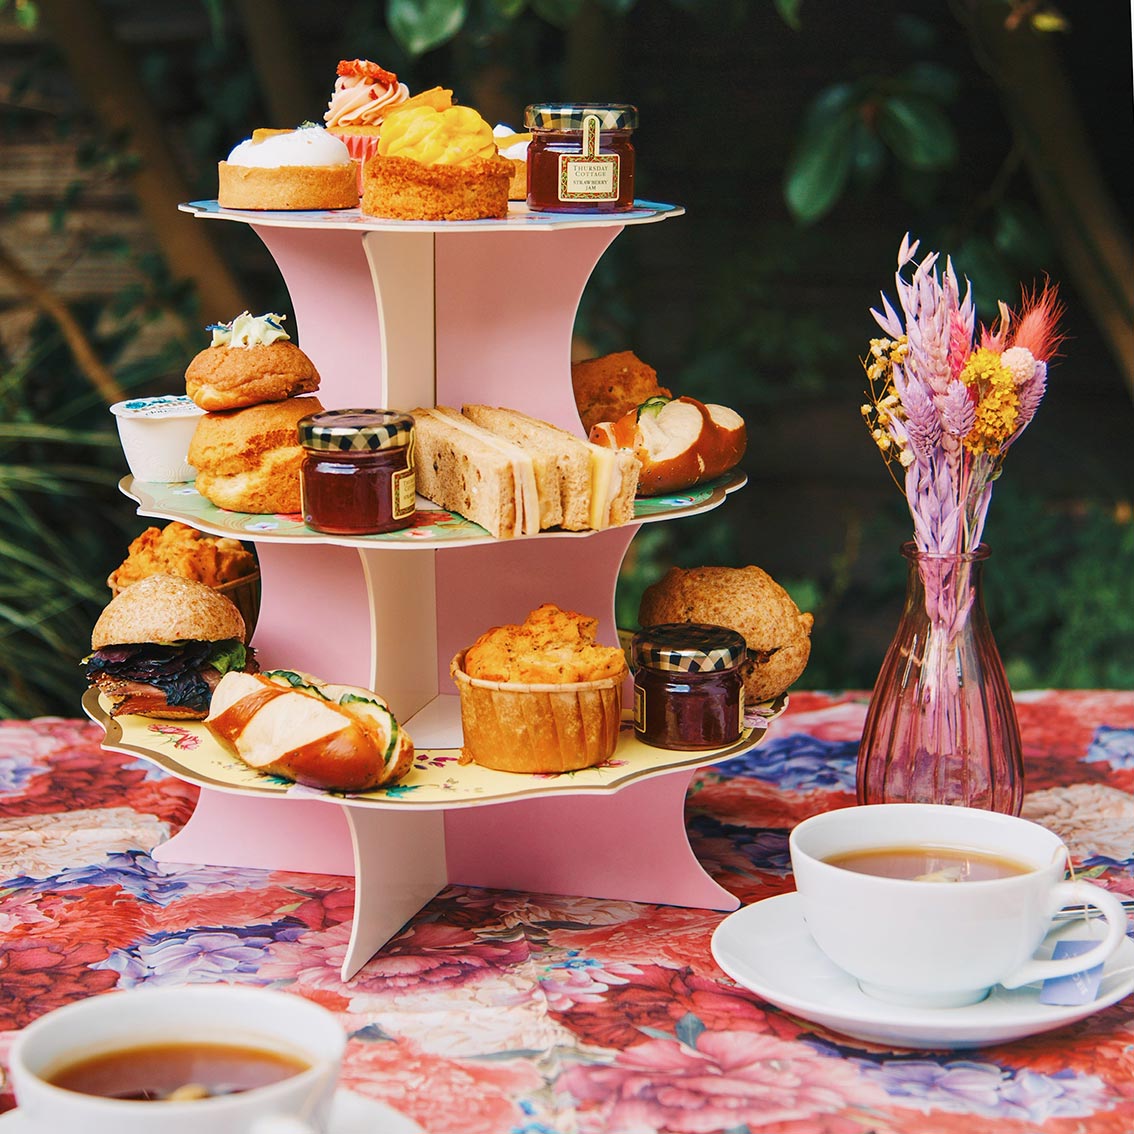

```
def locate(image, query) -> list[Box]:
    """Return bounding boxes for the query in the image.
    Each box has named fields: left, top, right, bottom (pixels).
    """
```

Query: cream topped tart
left=217, top=125, right=358, bottom=210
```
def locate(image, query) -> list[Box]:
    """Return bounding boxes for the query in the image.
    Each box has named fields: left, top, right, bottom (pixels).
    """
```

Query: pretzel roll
left=589, top=396, right=747, bottom=496
left=206, top=670, right=414, bottom=791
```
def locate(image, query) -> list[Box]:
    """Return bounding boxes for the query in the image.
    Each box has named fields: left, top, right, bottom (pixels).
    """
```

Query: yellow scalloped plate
left=85, top=689, right=784, bottom=811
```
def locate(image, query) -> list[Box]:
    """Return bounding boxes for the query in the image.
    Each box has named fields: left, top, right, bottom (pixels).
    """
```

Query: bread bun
left=188, top=396, right=322, bottom=514
left=92, top=573, right=246, bottom=649
left=185, top=341, right=320, bottom=412
left=639, top=565, right=813, bottom=702
left=589, top=396, right=746, bottom=496
left=571, top=350, right=671, bottom=434
left=205, top=670, right=414, bottom=792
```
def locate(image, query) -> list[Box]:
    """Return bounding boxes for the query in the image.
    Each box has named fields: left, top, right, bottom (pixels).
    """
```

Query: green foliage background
left=1, top=0, right=1131, bottom=717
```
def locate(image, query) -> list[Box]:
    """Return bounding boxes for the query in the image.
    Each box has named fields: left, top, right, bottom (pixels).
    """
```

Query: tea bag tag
left=1039, top=939, right=1105, bottom=1005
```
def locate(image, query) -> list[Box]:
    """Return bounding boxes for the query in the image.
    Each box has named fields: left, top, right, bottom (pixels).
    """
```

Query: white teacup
left=790, top=803, right=1129, bottom=1009
left=9, top=986, right=344, bottom=1133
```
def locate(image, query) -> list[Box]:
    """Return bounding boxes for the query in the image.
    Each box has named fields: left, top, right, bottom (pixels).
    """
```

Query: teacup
left=790, top=803, right=1129, bottom=1009
left=9, top=986, right=344, bottom=1133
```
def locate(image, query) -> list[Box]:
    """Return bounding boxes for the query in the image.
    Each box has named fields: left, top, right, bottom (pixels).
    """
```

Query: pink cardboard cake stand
left=96, top=201, right=761, bottom=980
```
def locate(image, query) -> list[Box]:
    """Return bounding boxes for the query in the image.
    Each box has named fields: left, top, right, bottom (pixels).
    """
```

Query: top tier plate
left=180, top=199, right=684, bottom=234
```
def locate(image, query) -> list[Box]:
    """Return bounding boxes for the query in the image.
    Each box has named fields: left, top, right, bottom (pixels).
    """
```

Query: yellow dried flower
left=960, top=347, right=1019, bottom=455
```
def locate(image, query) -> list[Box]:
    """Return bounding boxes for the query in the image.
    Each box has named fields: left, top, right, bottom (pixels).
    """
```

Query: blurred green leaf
left=774, top=0, right=802, bottom=30
left=784, top=87, right=857, bottom=222
left=387, top=0, right=468, bottom=56
left=487, top=0, right=527, bottom=16
left=876, top=94, right=956, bottom=169
left=531, top=0, right=583, bottom=26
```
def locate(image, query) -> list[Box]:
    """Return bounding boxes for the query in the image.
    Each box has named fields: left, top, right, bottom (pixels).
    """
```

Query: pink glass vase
left=857, top=542, right=1024, bottom=814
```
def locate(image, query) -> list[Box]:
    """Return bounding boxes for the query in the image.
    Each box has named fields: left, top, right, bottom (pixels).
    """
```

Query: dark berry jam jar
left=631, top=623, right=746, bottom=750
left=523, top=103, right=637, bottom=213
left=298, top=409, right=416, bottom=535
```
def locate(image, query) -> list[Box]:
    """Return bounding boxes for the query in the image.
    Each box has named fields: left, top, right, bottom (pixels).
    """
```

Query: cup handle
left=250, top=1118, right=317, bottom=1134
left=999, top=880, right=1129, bottom=990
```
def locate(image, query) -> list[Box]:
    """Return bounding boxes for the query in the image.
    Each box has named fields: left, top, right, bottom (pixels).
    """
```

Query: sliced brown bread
left=411, top=406, right=539, bottom=539
left=462, top=405, right=639, bottom=530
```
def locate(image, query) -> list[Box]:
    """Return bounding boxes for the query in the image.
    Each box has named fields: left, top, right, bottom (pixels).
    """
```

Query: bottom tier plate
left=84, top=689, right=783, bottom=810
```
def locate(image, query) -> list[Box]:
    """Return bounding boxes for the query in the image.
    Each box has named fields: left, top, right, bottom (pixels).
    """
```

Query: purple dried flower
left=939, top=380, right=976, bottom=439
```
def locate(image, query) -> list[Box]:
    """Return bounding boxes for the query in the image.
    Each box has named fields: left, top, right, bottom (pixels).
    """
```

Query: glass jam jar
left=523, top=102, right=637, bottom=213
left=631, top=623, right=747, bottom=750
left=298, top=409, right=416, bottom=535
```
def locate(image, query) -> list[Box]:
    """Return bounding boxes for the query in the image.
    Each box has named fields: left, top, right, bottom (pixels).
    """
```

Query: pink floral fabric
left=2, top=693, right=1134, bottom=1132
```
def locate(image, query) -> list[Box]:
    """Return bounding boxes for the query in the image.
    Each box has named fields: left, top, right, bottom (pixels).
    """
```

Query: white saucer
left=711, top=891, right=1134, bottom=1049
left=0, top=1088, right=421, bottom=1132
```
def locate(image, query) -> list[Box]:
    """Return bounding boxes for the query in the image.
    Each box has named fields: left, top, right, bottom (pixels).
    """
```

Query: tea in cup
left=9, top=985, right=344, bottom=1133
left=789, top=803, right=1129, bottom=1008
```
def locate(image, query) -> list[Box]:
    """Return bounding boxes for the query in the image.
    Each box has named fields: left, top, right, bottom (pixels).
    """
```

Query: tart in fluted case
left=361, top=105, right=513, bottom=221
left=450, top=604, right=626, bottom=773
left=218, top=125, right=358, bottom=210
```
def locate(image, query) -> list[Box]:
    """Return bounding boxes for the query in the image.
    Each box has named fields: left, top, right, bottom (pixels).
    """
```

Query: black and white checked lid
left=631, top=623, right=747, bottom=674
left=524, top=103, right=638, bottom=133
left=298, top=409, right=414, bottom=452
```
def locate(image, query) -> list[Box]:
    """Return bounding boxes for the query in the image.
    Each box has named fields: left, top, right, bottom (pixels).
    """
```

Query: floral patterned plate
left=119, top=471, right=746, bottom=549
left=712, top=892, right=1134, bottom=1050
left=85, top=690, right=784, bottom=809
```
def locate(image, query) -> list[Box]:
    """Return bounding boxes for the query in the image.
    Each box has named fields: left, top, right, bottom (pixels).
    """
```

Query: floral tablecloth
left=3, top=690, right=1134, bottom=1133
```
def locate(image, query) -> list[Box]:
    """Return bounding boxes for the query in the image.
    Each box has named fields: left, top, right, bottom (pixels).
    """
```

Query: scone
left=361, top=105, right=513, bottom=221
left=639, top=566, right=814, bottom=703
left=218, top=125, right=358, bottom=210
left=572, top=350, right=672, bottom=434
left=451, top=603, right=627, bottom=773
left=188, top=396, right=323, bottom=514
left=186, top=312, right=320, bottom=412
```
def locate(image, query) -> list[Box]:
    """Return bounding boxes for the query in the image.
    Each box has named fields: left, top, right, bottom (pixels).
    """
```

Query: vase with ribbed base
left=857, top=542, right=1023, bottom=814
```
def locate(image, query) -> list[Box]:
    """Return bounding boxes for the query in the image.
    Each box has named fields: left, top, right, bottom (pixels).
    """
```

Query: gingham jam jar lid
left=298, top=409, right=414, bottom=452
left=631, top=623, right=747, bottom=674
left=524, top=103, right=639, bottom=132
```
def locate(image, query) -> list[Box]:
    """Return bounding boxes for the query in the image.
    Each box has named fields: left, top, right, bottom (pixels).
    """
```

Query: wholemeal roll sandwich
left=639, top=565, right=814, bottom=703
left=205, top=669, right=414, bottom=792
left=83, top=574, right=256, bottom=719
left=188, top=395, right=322, bottom=514
left=411, top=404, right=639, bottom=539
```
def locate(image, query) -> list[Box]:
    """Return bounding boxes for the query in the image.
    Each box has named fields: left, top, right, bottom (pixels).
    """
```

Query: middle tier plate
left=120, top=471, right=746, bottom=548
left=85, top=688, right=783, bottom=811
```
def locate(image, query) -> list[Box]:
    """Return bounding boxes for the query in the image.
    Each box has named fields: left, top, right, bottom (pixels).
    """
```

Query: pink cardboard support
left=443, top=771, right=739, bottom=912
left=126, top=204, right=750, bottom=979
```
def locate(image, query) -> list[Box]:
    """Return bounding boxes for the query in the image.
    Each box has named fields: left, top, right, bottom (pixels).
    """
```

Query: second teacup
left=790, top=803, right=1129, bottom=1009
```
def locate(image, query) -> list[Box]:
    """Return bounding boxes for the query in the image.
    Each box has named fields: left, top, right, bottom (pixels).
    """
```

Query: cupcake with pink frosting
left=323, top=60, right=456, bottom=188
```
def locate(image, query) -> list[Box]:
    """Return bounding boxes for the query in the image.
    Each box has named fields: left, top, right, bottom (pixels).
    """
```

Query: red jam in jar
left=631, top=623, right=746, bottom=750
left=299, top=409, right=416, bottom=535
left=524, top=102, right=637, bottom=213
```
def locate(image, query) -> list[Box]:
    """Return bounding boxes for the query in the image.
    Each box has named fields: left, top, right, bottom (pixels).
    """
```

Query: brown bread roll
left=639, top=565, right=813, bottom=703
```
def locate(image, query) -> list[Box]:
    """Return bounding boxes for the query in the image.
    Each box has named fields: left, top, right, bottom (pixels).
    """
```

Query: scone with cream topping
left=185, top=312, right=320, bottom=412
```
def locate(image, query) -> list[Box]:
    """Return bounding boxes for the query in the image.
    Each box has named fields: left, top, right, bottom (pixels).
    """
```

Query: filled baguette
left=205, top=669, right=414, bottom=791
